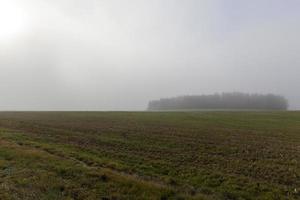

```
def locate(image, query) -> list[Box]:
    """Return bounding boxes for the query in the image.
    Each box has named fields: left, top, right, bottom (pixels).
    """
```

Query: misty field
left=0, top=112, right=299, bottom=200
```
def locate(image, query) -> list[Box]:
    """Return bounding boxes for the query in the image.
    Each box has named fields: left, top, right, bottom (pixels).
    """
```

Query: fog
left=0, top=0, right=299, bottom=110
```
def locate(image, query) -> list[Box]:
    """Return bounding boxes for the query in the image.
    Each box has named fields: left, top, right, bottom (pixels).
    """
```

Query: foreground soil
left=0, top=111, right=299, bottom=199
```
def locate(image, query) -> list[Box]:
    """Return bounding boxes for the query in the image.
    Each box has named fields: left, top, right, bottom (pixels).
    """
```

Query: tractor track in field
left=0, top=129, right=184, bottom=193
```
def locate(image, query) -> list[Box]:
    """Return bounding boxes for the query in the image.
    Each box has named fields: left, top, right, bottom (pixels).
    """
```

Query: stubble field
left=0, top=111, right=299, bottom=200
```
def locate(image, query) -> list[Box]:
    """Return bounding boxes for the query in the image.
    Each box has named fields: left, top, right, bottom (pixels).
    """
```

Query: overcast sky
left=0, top=0, right=299, bottom=110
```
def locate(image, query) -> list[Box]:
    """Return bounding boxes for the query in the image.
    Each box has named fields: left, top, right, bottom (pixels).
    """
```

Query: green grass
left=0, top=111, right=299, bottom=199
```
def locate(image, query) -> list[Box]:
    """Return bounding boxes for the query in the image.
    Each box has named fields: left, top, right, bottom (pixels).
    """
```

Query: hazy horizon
left=0, top=0, right=299, bottom=111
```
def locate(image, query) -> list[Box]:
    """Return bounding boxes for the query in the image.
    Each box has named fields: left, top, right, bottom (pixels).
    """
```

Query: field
left=0, top=112, right=299, bottom=200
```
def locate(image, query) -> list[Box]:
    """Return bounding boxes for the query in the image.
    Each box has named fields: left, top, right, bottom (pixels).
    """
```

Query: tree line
left=148, top=92, right=288, bottom=111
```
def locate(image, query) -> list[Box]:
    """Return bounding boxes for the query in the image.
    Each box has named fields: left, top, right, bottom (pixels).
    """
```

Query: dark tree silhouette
left=148, top=93, right=288, bottom=111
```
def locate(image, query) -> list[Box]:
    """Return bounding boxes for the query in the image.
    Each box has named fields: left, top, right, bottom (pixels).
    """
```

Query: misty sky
left=0, top=0, right=299, bottom=110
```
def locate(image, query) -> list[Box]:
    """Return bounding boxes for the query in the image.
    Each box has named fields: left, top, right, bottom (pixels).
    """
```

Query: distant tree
left=148, top=93, right=288, bottom=111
